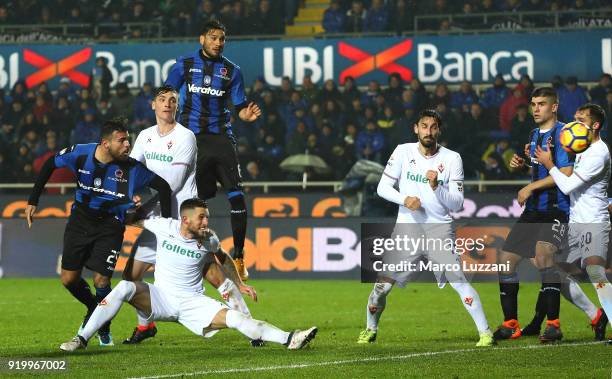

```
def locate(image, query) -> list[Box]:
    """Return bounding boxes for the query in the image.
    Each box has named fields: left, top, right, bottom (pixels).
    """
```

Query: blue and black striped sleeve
left=165, top=57, right=185, bottom=90
left=230, top=65, right=248, bottom=112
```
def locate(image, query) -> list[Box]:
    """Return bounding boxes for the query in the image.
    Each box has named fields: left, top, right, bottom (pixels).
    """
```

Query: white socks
left=586, top=265, right=612, bottom=324
left=217, top=279, right=251, bottom=317
left=81, top=281, right=136, bottom=341
left=561, top=275, right=598, bottom=320
left=449, top=281, right=490, bottom=334
left=225, top=309, right=289, bottom=344
left=366, top=282, right=393, bottom=331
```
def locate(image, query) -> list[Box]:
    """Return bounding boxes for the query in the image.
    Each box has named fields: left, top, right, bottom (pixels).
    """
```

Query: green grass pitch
left=1, top=279, right=610, bottom=378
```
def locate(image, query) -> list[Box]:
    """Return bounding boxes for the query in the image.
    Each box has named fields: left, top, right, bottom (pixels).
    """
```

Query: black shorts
left=502, top=210, right=569, bottom=258
left=195, top=133, right=242, bottom=200
left=61, top=204, right=125, bottom=277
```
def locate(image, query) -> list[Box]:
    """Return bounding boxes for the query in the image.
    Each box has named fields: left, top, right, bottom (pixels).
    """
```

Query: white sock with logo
left=366, top=282, right=393, bottom=331
left=449, top=281, right=490, bottom=334
left=80, top=281, right=136, bottom=341
left=586, top=265, right=612, bottom=324
left=225, top=309, right=289, bottom=344
left=217, top=278, right=251, bottom=317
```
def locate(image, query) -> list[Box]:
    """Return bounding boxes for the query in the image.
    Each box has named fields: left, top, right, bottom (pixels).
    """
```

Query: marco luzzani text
left=371, top=235, right=510, bottom=273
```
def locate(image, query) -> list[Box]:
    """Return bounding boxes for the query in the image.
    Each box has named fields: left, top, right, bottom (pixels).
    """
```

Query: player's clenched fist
left=425, top=170, right=438, bottom=190
left=403, top=196, right=421, bottom=210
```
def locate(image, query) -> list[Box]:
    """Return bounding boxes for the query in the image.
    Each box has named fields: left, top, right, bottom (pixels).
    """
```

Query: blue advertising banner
left=0, top=30, right=609, bottom=90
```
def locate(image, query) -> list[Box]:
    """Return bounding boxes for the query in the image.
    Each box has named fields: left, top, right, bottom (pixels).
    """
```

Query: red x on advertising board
left=338, top=40, right=413, bottom=85
left=24, top=47, right=92, bottom=88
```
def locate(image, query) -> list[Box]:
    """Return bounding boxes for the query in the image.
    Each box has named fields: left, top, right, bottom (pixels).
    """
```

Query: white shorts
left=565, top=223, right=611, bottom=267
left=133, top=229, right=157, bottom=265
left=141, top=282, right=228, bottom=337
left=382, top=223, right=465, bottom=288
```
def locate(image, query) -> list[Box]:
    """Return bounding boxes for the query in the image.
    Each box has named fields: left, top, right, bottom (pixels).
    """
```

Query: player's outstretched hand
left=425, top=170, right=439, bottom=190
left=25, top=204, right=36, bottom=228
left=523, top=143, right=530, bottom=158
left=509, top=154, right=525, bottom=170
left=403, top=196, right=421, bottom=210
left=239, top=102, right=262, bottom=122
left=239, top=284, right=258, bottom=302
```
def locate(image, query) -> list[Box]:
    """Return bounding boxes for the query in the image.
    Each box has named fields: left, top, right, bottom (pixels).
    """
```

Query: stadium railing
left=0, top=180, right=530, bottom=194
left=413, top=8, right=612, bottom=35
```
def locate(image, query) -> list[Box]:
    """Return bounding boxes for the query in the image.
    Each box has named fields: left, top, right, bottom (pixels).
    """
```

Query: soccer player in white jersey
left=535, top=103, right=612, bottom=340
left=59, top=198, right=317, bottom=352
left=357, top=109, right=494, bottom=347
left=123, top=85, right=253, bottom=344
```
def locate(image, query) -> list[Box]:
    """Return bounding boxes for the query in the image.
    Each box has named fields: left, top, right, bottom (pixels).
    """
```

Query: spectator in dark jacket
left=481, top=74, right=510, bottom=110
left=364, top=0, right=389, bottom=32
left=345, top=0, right=367, bottom=32
left=589, top=73, right=612, bottom=106
left=323, top=0, right=346, bottom=33
left=451, top=81, right=479, bottom=113
left=356, top=120, right=386, bottom=163
left=557, top=76, right=589, bottom=122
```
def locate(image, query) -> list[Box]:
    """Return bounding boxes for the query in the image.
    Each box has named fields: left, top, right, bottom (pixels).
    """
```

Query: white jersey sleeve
left=377, top=146, right=405, bottom=206
left=433, top=153, right=464, bottom=212
left=130, top=131, right=146, bottom=162
left=171, top=132, right=197, bottom=165
left=143, top=217, right=173, bottom=235
left=164, top=132, right=196, bottom=193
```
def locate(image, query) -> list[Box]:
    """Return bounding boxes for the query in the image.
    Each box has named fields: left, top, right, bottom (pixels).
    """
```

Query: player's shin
left=540, top=267, right=561, bottom=321
left=225, top=309, right=289, bottom=344
left=64, top=277, right=97, bottom=312
left=450, top=281, right=490, bottom=334
left=499, top=272, right=519, bottom=321
left=80, top=281, right=136, bottom=341
left=218, top=278, right=251, bottom=317
left=228, top=192, right=247, bottom=258
left=367, top=282, right=392, bottom=331
left=561, top=274, right=598, bottom=320
left=586, top=265, right=612, bottom=323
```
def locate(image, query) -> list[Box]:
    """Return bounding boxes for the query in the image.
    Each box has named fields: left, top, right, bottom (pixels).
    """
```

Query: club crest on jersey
left=438, top=163, right=445, bottom=173
left=167, top=141, right=173, bottom=150
left=203, top=75, right=212, bottom=87
left=215, top=67, right=230, bottom=80
left=94, top=178, right=102, bottom=187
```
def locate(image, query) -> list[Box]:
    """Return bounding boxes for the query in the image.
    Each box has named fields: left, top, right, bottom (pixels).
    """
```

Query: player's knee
left=225, top=308, right=247, bottom=329
left=114, top=280, right=137, bottom=301
left=93, top=275, right=111, bottom=289
left=60, top=272, right=79, bottom=288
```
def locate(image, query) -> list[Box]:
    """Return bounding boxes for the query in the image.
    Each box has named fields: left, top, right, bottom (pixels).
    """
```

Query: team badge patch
left=115, top=169, right=123, bottom=179
left=203, top=75, right=212, bottom=86
left=94, top=178, right=102, bottom=187
left=167, top=141, right=173, bottom=150
left=438, top=163, right=445, bottom=173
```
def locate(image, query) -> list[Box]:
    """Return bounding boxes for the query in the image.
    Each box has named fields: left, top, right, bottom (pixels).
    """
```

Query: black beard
left=419, top=137, right=436, bottom=148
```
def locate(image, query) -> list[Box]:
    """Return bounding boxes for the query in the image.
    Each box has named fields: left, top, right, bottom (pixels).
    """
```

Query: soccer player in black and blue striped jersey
left=25, top=118, right=171, bottom=346
left=493, top=87, right=574, bottom=343
left=165, top=20, right=261, bottom=282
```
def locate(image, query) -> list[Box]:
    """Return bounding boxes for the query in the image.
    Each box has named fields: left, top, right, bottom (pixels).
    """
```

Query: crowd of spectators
left=1, top=69, right=610, bottom=185
left=0, top=0, right=298, bottom=39
left=323, top=0, right=611, bottom=34
left=0, top=0, right=608, bottom=40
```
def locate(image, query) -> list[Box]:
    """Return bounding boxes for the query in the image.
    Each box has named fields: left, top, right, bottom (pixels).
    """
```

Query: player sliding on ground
left=534, top=103, right=612, bottom=342
left=358, top=109, right=494, bottom=347
left=123, top=85, right=258, bottom=346
left=60, top=198, right=317, bottom=352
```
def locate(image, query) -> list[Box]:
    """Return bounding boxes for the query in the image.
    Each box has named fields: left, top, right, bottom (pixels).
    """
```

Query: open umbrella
left=280, top=151, right=330, bottom=189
